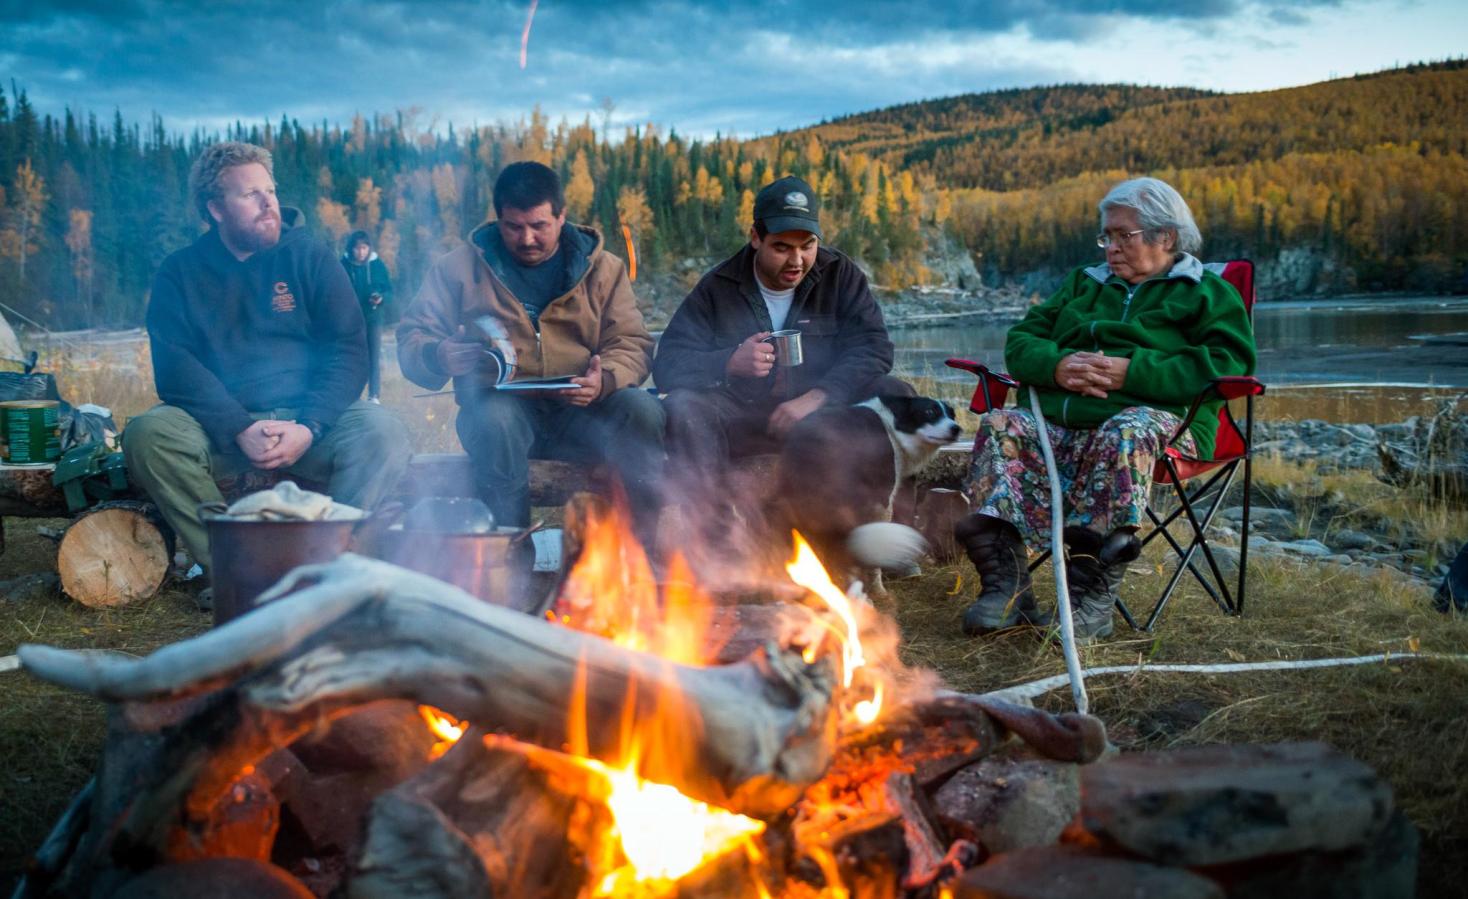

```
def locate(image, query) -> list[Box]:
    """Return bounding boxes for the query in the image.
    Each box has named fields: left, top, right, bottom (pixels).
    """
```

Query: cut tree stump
left=57, top=500, right=173, bottom=607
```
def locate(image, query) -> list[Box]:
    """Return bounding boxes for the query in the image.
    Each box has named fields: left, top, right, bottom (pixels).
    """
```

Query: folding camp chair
left=945, top=259, right=1265, bottom=631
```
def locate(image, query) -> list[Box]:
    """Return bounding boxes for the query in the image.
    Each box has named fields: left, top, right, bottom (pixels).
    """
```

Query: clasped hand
left=236, top=419, right=313, bottom=470
left=1054, top=352, right=1129, bottom=399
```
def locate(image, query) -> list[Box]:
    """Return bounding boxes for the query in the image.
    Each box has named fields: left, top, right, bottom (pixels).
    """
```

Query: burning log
left=17, top=553, right=836, bottom=889
left=351, top=730, right=592, bottom=899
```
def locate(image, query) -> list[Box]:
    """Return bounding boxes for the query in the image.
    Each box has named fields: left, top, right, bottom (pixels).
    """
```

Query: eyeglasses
left=1096, top=229, right=1146, bottom=248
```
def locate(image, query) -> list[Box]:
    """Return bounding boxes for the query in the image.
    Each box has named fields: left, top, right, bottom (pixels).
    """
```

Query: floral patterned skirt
left=962, top=406, right=1195, bottom=551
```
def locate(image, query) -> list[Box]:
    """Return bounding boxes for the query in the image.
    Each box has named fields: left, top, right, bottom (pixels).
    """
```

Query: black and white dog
left=770, top=394, right=961, bottom=587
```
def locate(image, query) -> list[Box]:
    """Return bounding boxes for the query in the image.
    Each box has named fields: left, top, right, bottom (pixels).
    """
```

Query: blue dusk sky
left=3, top=0, right=1465, bottom=136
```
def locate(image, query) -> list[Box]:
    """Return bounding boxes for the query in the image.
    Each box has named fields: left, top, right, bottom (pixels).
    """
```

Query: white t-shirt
left=756, top=273, right=796, bottom=331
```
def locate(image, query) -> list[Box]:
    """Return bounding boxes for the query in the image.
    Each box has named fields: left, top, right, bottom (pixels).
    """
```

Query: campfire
left=14, top=496, right=1105, bottom=898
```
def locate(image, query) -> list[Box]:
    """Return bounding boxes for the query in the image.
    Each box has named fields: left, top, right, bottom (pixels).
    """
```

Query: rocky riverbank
left=1211, top=414, right=1465, bottom=591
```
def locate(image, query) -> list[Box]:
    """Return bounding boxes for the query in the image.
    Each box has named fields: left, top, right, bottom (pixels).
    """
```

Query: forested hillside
left=0, top=61, right=1463, bottom=331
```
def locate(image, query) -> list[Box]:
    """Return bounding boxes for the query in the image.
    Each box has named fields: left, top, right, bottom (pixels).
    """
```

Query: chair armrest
left=945, top=357, right=1019, bottom=414
left=1167, top=376, right=1266, bottom=446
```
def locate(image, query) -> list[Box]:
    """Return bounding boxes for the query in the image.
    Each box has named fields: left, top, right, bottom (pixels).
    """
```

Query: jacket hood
left=468, top=220, right=603, bottom=295
left=1083, top=252, right=1203, bottom=285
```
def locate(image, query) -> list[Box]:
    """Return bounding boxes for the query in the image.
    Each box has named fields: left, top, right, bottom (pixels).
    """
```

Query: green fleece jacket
left=1005, top=254, right=1256, bottom=459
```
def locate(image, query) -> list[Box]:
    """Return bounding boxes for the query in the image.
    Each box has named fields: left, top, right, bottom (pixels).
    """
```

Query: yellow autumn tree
left=375, top=219, right=400, bottom=274
left=431, top=163, right=461, bottom=241
left=354, top=177, right=382, bottom=233
left=314, top=198, right=352, bottom=245
left=0, top=161, right=48, bottom=287
left=565, top=150, right=595, bottom=221
left=64, top=209, right=93, bottom=316
left=616, top=185, right=654, bottom=262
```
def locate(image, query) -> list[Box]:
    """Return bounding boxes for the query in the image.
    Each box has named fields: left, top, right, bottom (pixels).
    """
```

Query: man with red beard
left=124, top=142, right=410, bottom=604
left=655, top=175, right=909, bottom=494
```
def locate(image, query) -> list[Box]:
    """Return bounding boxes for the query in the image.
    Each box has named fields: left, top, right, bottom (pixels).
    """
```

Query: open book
left=475, top=316, right=579, bottom=392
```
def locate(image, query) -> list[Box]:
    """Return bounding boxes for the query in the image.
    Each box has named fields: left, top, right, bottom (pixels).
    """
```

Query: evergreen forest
left=0, top=59, right=1464, bottom=330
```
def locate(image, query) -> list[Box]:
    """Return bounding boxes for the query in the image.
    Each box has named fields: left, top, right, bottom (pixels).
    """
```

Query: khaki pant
left=123, top=402, right=412, bottom=572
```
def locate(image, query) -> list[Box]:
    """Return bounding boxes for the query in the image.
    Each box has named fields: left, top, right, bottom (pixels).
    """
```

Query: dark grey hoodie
left=146, top=207, right=367, bottom=449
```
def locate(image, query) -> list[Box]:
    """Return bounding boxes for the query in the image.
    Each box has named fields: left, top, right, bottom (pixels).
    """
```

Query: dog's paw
left=847, top=522, right=927, bottom=570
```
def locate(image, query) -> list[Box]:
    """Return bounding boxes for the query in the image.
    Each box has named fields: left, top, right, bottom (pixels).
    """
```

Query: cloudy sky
left=4, top=0, right=1465, bottom=138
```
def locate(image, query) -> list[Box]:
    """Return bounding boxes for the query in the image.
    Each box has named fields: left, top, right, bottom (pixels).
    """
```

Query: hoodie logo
left=271, top=281, right=297, bottom=313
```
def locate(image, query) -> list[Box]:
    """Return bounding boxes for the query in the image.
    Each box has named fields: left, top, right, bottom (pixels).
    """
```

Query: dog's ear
left=875, top=394, right=914, bottom=415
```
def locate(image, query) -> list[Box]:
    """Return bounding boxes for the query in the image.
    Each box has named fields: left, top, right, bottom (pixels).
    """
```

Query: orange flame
left=418, top=706, right=466, bottom=760
left=784, top=533, right=884, bottom=727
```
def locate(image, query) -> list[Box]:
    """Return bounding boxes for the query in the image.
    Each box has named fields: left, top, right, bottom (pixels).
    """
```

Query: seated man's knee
left=873, top=375, right=917, bottom=398
left=123, top=405, right=207, bottom=465
left=458, top=394, right=534, bottom=441
left=604, top=388, right=665, bottom=440
left=350, top=404, right=413, bottom=465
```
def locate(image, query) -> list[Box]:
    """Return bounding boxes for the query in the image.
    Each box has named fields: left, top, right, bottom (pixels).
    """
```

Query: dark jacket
left=340, top=251, right=394, bottom=321
left=1006, top=254, right=1256, bottom=459
left=146, top=207, right=367, bottom=450
left=652, top=244, right=895, bottom=404
left=397, top=221, right=652, bottom=402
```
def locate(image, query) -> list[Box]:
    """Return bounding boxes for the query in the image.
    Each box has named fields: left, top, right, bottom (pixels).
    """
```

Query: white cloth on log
left=223, top=481, right=363, bottom=521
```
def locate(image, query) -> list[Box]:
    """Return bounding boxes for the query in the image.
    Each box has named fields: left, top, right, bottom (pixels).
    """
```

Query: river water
left=892, top=296, right=1468, bottom=423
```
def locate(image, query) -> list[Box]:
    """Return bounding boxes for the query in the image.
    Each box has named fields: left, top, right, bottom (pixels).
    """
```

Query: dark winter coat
left=652, top=244, right=895, bottom=404
left=341, top=251, right=394, bottom=321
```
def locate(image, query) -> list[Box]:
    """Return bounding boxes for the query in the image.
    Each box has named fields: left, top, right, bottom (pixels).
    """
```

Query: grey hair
left=189, top=141, right=274, bottom=223
left=1098, top=177, right=1201, bottom=254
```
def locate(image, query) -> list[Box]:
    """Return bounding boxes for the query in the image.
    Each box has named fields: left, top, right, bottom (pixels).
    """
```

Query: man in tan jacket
left=397, top=162, right=663, bottom=539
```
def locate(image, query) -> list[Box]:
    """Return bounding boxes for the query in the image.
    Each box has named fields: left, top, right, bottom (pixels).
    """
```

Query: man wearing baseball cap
left=654, top=174, right=910, bottom=492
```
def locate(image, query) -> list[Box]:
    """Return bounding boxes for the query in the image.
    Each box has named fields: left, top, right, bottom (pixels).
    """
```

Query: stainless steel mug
left=764, top=329, right=804, bottom=367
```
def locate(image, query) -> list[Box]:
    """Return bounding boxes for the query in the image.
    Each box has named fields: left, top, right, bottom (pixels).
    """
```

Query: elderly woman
left=957, top=177, right=1256, bottom=640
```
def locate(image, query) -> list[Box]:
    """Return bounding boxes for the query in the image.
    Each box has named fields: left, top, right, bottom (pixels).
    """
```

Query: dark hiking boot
left=957, top=514, right=1041, bottom=635
left=1057, top=527, right=1142, bottom=642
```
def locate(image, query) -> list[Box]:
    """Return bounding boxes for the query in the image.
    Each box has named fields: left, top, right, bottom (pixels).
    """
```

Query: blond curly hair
left=188, top=141, right=274, bottom=223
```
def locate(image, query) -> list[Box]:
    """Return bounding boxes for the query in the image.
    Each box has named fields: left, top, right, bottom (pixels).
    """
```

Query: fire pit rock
left=1078, top=741, right=1396, bottom=866
left=953, top=846, right=1225, bottom=899
left=934, top=753, right=1081, bottom=855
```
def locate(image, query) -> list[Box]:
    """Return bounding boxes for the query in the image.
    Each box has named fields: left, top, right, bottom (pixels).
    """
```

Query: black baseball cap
left=753, top=175, right=822, bottom=239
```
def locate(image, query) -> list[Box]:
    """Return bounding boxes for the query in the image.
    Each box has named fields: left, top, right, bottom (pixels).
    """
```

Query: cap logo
left=784, top=191, right=809, bottom=210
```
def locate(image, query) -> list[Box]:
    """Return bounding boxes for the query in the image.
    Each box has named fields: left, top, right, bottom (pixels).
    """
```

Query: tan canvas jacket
left=397, top=222, right=653, bottom=401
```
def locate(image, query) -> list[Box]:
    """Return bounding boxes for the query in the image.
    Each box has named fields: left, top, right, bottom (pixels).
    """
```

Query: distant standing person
left=341, top=229, right=393, bottom=402
left=123, top=141, right=411, bottom=596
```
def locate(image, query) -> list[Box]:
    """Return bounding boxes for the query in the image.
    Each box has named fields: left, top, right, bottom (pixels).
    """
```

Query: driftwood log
left=351, top=730, right=594, bottom=899
left=17, top=554, right=837, bottom=893
left=56, top=500, right=173, bottom=607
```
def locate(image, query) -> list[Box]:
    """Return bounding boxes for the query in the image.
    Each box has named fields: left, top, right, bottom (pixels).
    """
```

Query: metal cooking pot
left=201, top=502, right=382, bottom=627
left=372, top=497, right=538, bottom=612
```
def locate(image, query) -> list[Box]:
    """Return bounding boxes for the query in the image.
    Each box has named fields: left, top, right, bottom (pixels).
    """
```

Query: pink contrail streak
left=520, top=0, right=539, bottom=69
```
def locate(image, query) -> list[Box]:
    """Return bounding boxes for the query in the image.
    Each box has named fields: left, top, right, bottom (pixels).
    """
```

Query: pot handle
left=351, top=500, right=404, bottom=551
left=511, top=519, right=546, bottom=546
